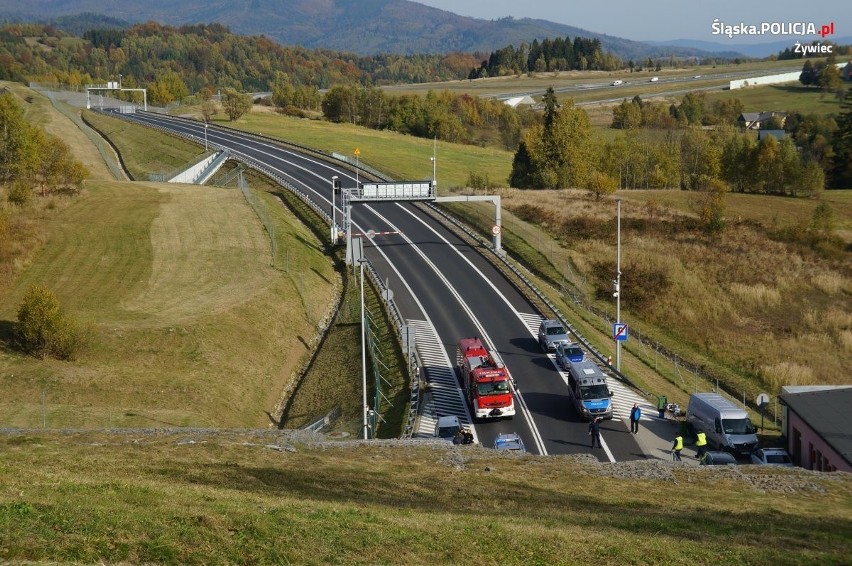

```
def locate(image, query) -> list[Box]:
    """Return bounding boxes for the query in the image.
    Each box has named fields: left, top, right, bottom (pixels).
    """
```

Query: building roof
left=739, top=111, right=786, bottom=122
left=503, top=95, right=536, bottom=108
left=780, top=387, right=852, bottom=467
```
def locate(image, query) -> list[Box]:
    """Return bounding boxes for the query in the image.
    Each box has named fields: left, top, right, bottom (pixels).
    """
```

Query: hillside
left=0, top=430, right=849, bottom=562
left=0, top=0, right=744, bottom=58
left=0, top=83, right=342, bottom=430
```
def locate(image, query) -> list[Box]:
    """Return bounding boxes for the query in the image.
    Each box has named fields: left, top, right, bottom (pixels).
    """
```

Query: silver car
left=750, top=448, right=794, bottom=466
left=538, top=319, right=569, bottom=352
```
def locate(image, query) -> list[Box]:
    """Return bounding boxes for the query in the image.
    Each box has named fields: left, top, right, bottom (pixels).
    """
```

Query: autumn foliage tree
left=510, top=88, right=593, bottom=189
left=16, top=284, right=82, bottom=360
left=222, top=88, right=252, bottom=121
left=0, top=91, right=87, bottom=200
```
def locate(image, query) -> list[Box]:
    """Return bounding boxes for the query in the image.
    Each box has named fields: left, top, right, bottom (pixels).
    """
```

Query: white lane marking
left=367, top=203, right=548, bottom=455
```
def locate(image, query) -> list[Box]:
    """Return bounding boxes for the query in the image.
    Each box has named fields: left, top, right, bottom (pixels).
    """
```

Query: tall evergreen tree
left=830, top=89, right=852, bottom=187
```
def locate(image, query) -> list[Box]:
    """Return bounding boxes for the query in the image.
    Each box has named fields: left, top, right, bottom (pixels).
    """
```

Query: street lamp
left=118, top=74, right=122, bottom=89
left=431, top=136, right=437, bottom=193
left=359, top=258, right=369, bottom=439
left=615, top=198, right=622, bottom=372
left=204, top=122, right=208, bottom=151
left=331, top=176, right=339, bottom=244
left=354, top=148, right=360, bottom=189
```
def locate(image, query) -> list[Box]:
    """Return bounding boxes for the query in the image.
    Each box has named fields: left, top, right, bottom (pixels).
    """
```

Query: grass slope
left=0, top=431, right=849, bottom=563
left=204, top=109, right=514, bottom=191
left=0, top=95, right=341, bottom=428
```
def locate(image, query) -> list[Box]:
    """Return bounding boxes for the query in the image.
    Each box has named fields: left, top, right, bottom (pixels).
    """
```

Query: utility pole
left=360, top=259, right=368, bottom=439
left=615, top=198, right=622, bottom=372
left=331, top=176, right=339, bottom=244
left=354, top=148, right=360, bottom=190
left=431, top=136, right=437, bottom=194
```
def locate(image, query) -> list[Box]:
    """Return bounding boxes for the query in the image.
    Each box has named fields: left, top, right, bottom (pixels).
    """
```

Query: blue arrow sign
left=613, top=323, right=628, bottom=341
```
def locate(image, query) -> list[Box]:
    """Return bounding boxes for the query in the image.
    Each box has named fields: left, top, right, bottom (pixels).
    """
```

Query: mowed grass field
left=194, top=107, right=514, bottom=190
left=0, top=88, right=340, bottom=429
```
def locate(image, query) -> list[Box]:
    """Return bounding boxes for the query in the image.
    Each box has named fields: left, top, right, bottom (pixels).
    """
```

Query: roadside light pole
left=360, top=258, right=369, bottom=439
left=331, top=176, right=338, bottom=244
left=615, top=198, right=622, bottom=372
left=354, top=148, right=360, bottom=189
left=431, top=136, right=437, bottom=193
left=204, top=122, right=208, bottom=151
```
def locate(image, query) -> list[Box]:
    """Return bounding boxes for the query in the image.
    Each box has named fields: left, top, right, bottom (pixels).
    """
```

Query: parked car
left=700, top=451, right=738, bottom=466
left=750, top=448, right=794, bottom=466
left=494, top=433, right=526, bottom=453
left=555, top=340, right=585, bottom=370
left=538, top=319, right=569, bottom=352
left=434, top=415, right=461, bottom=442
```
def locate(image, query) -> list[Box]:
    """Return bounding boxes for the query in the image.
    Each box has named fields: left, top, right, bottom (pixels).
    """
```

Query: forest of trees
left=318, top=85, right=536, bottom=150
left=2, top=20, right=849, bottom=191
left=469, top=36, right=623, bottom=77
left=0, top=90, right=87, bottom=202
left=509, top=86, right=851, bottom=194
left=0, top=22, right=481, bottom=104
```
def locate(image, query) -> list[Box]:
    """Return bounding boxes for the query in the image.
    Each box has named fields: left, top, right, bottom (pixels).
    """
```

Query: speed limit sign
left=491, top=225, right=501, bottom=236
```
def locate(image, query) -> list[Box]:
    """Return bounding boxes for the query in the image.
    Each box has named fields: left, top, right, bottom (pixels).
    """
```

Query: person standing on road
left=672, top=434, right=684, bottom=461
left=695, top=431, right=707, bottom=460
left=630, top=403, right=641, bottom=433
left=589, top=418, right=602, bottom=449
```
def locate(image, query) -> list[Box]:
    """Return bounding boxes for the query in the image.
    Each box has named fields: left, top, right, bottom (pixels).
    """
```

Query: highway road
left=104, top=109, right=650, bottom=461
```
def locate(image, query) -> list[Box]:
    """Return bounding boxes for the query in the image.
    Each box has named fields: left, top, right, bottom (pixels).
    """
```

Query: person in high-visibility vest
left=672, top=434, right=683, bottom=461
left=695, top=431, right=708, bottom=460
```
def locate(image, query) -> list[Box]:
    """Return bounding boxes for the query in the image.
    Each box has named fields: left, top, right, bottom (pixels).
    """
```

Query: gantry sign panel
left=357, top=181, right=435, bottom=201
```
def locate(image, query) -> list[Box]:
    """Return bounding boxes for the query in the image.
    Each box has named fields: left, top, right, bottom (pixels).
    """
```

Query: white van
left=687, top=393, right=758, bottom=456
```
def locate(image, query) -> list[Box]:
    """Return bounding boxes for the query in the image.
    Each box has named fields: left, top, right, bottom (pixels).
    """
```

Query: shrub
left=7, top=181, right=31, bottom=207
left=15, top=284, right=82, bottom=360
left=592, top=259, right=672, bottom=312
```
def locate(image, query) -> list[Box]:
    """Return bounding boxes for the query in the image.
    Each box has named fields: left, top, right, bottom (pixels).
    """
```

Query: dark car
left=554, top=340, right=585, bottom=370
left=700, top=451, right=737, bottom=466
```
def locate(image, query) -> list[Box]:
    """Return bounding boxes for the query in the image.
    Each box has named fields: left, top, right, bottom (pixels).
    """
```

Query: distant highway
left=385, top=64, right=804, bottom=105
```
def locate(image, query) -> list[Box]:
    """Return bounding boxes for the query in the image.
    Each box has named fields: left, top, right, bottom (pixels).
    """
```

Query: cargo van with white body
left=686, top=393, right=758, bottom=456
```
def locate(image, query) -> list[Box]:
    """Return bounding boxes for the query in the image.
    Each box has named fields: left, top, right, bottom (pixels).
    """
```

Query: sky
left=413, top=0, right=849, bottom=45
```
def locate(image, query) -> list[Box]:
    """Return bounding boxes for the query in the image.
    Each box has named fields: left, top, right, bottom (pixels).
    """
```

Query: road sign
left=491, top=225, right=501, bottom=236
left=756, top=393, right=770, bottom=407
left=613, top=322, right=628, bottom=341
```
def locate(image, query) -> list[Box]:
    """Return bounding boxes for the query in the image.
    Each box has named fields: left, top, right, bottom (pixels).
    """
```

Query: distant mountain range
left=646, top=38, right=852, bottom=59
left=0, top=0, right=787, bottom=60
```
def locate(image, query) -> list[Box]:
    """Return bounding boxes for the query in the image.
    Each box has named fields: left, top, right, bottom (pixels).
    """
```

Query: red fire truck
left=456, top=337, right=515, bottom=421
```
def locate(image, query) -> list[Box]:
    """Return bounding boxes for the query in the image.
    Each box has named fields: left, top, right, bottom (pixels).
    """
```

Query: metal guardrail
left=302, top=407, right=342, bottom=433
